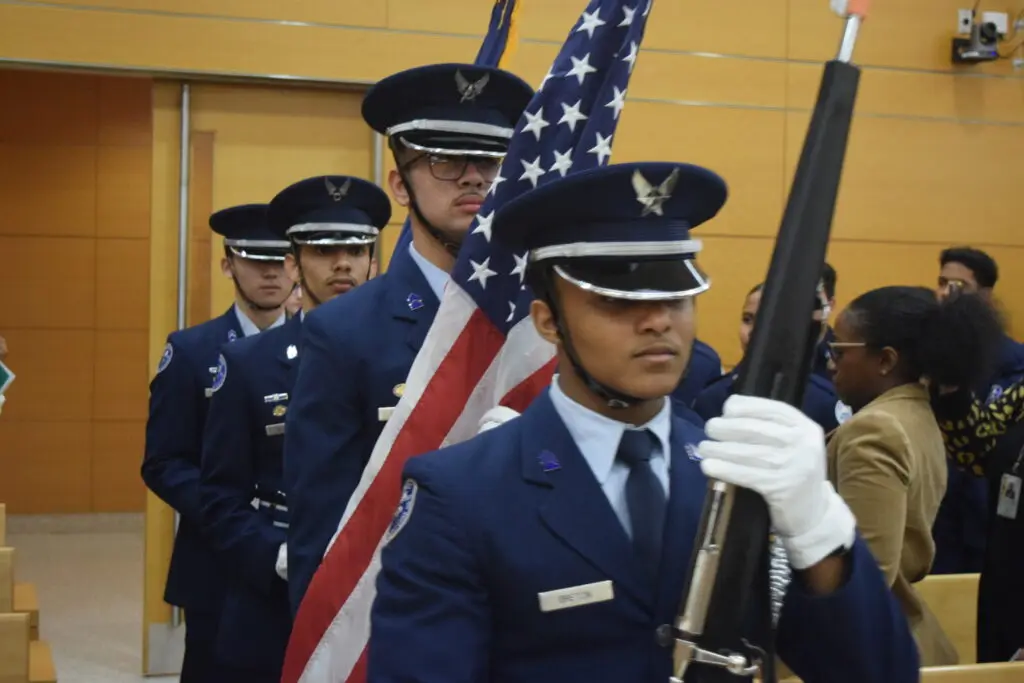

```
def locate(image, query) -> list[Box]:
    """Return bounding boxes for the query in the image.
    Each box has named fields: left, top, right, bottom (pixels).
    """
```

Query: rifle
left=665, top=2, right=872, bottom=680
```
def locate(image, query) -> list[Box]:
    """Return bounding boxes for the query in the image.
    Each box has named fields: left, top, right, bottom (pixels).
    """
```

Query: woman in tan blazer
left=826, top=285, right=1002, bottom=666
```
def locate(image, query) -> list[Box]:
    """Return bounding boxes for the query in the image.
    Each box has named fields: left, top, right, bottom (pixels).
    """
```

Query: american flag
left=282, top=1, right=654, bottom=681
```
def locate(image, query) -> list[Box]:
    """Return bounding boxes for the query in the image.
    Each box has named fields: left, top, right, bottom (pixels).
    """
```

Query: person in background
left=826, top=285, right=1002, bottom=665
left=368, top=162, right=920, bottom=683
left=694, top=281, right=848, bottom=433
left=284, top=283, right=303, bottom=318
left=198, top=176, right=390, bottom=682
left=670, top=290, right=723, bottom=411
left=812, top=262, right=838, bottom=379
left=933, top=246, right=1024, bottom=574
left=282, top=63, right=534, bottom=615
left=141, top=204, right=291, bottom=682
left=933, top=374, right=1024, bottom=662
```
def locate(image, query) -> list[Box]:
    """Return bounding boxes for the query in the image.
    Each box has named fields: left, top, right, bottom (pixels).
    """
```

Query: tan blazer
left=826, top=382, right=958, bottom=666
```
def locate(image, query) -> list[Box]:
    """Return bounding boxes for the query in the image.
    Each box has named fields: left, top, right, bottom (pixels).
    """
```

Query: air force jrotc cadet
left=368, top=163, right=920, bottom=683
left=141, top=204, right=291, bottom=682
left=695, top=281, right=850, bottom=433
left=197, top=176, right=390, bottom=682
left=282, top=63, right=534, bottom=613
left=671, top=337, right=722, bottom=409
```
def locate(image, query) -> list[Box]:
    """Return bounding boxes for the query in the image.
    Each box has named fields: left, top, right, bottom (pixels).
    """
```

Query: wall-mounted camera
left=950, top=8, right=1007, bottom=64
left=952, top=18, right=1000, bottom=63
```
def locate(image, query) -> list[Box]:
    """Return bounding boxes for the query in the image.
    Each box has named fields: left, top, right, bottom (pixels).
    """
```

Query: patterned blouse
left=934, top=382, right=1024, bottom=476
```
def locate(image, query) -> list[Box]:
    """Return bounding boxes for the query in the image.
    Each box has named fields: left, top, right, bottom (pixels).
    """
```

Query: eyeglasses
left=404, top=153, right=502, bottom=182
left=827, top=341, right=866, bottom=362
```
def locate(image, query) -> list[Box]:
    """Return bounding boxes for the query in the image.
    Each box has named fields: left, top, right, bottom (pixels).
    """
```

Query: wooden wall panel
left=93, top=330, right=149, bottom=421
left=96, top=238, right=150, bottom=330
left=0, top=70, right=151, bottom=513
left=0, top=329, right=95, bottom=422
left=97, top=145, right=153, bottom=238
left=92, top=421, right=146, bottom=512
left=0, top=420, right=92, bottom=513
left=0, top=237, right=96, bottom=329
left=0, top=70, right=99, bottom=144
left=0, top=145, right=97, bottom=238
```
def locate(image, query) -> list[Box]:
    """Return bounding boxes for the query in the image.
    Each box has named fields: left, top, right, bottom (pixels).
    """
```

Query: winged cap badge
left=325, top=177, right=352, bottom=202
left=455, top=70, right=490, bottom=103
left=631, top=168, right=680, bottom=217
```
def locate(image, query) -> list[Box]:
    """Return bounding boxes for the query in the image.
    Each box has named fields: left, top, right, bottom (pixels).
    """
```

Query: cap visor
left=553, top=258, right=709, bottom=301
left=229, top=246, right=288, bottom=262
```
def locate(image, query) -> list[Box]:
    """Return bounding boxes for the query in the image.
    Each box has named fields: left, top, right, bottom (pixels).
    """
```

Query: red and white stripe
left=281, top=283, right=556, bottom=683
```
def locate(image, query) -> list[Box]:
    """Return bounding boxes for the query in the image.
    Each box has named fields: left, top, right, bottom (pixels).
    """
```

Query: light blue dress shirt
left=233, top=303, right=285, bottom=338
left=548, top=375, right=672, bottom=539
left=408, top=242, right=449, bottom=303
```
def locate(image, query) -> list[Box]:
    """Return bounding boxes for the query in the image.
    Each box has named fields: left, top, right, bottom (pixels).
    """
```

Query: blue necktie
left=616, top=429, right=666, bottom=585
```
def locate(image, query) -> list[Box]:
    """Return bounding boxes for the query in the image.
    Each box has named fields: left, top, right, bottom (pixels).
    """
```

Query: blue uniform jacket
left=369, top=390, right=919, bottom=683
left=283, top=248, right=438, bottom=614
left=693, top=364, right=846, bottom=435
left=141, top=306, right=243, bottom=610
left=671, top=339, right=722, bottom=409
left=933, top=334, right=1024, bottom=574
left=199, top=314, right=300, bottom=671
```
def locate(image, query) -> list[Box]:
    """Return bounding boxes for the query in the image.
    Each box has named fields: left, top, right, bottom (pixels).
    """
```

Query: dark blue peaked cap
left=492, top=162, right=728, bottom=301
left=209, top=203, right=290, bottom=262
left=362, top=63, right=534, bottom=158
left=267, top=176, right=392, bottom=247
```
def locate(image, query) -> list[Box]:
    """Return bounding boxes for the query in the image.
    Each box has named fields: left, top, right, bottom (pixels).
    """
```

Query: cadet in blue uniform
left=198, top=177, right=391, bottom=682
left=141, top=204, right=291, bottom=682
left=695, top=281, right=851, bottom=433
left=671, top=337, right=722, bottom=409
left=932, top=246, right=1024, bottom=574
left=282, top=63, right=534, bottom=614
left=369, top=163, right=920, bottom=683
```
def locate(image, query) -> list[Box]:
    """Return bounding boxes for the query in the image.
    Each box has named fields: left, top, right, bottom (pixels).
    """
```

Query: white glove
left=275, top=543, right=288, bottom=581
left=477, top=406, right=520, bottom=434
left=830, top=0, right=848, bottom=16
left=697, top=395, right=856, bottom=570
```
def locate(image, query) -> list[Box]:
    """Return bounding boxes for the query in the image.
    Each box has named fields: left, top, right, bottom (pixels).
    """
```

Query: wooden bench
left=916, top=573, right=980, bottom=664
left=922, top=661, right=1024, bottom=681
left=0, top=544, right=54, bottom=682
left=10, top=587, right=36, bottom=643
left=0, top=611, right=29, bottom=683
left=26, top=642, right=54, bottom=683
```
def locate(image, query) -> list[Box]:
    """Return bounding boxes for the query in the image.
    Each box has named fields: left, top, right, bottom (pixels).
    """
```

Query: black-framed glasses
left=403, top=153, right=502, bottom=182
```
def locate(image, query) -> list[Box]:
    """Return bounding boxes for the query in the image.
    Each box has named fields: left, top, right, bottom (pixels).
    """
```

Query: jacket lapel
left=523, top=392, right=652, bottom=610
left=384, top=250, right=441, bottom=354
left=220, top=305, right=243, bottom=344
left=655, top=423, right=706, bottom=619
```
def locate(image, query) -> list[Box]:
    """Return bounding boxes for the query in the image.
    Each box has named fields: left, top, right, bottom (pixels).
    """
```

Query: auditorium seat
left=0, top=611, right=29, bottom=683
left=916, top=573, right=980, bottom=663
left=0, top=505, right=56, bottom=682
left=922, top=661, right=1024, bottom=682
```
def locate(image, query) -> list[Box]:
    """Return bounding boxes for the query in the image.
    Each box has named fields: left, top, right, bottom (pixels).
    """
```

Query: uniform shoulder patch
left=384, top=479, right=418, bottom=545
left=211, top=353, right=228, bottom=394
left=834, top=400, right=853, bottom=425
left=156, top=342, right=174, bottom=375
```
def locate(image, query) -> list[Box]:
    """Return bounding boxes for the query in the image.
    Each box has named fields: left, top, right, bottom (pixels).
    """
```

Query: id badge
left=996, top=474, right=1022, bottom=520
